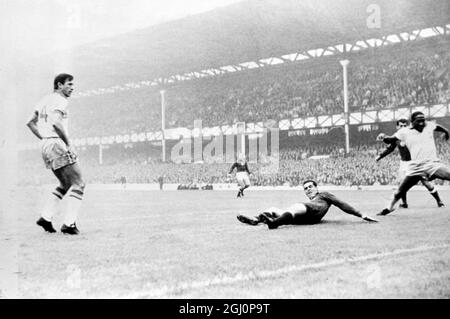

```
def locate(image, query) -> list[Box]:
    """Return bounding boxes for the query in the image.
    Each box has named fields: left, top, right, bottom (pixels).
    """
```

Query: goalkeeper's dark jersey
left=304, top=192, right=360, bottom=221
left=229, top=162, right=250, bottom=174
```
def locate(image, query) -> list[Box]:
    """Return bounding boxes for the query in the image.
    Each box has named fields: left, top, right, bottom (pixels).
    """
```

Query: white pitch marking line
left=123, top=243, right=450, bottom=299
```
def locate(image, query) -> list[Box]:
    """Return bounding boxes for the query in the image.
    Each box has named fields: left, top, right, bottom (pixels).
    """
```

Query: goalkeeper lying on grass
left=237, top=180, right=378, bottom=229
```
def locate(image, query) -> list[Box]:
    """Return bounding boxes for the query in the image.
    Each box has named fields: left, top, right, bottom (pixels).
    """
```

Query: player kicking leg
left=420, top=178, right=444, bottom=207
left=379, top=164, right=449, bottom=215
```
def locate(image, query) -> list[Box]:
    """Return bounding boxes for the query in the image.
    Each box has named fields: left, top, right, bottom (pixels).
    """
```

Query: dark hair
left=411, top=111, right=424, bottom=122
left=303, top=180, right=317, bottom=187
left=396, top=118, right=408, bottom=126
left=53, top=73, right=73, bottom=90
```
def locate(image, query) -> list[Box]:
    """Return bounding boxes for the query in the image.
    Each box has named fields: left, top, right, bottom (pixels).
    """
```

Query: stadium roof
left=61, top=0, right=450, bottom=91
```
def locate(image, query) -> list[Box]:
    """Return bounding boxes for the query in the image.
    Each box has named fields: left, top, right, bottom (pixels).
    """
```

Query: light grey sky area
left=0, top=0, right=244, bottom=61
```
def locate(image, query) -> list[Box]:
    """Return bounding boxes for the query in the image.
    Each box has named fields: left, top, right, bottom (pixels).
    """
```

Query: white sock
left=41, top=187, right=65, bottom=221
left=63, top=188, right=84, bottom=226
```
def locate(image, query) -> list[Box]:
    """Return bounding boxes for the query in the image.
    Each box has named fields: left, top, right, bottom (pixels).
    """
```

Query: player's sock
left=41, top=187, right=67, bottom=221
left=257, top=212, right=273, bottom=223
left=63, top=187, right=84, bottom=226
left=400, top=193, right=408, bottom=207
left=429, top=188, right=443, bottom=206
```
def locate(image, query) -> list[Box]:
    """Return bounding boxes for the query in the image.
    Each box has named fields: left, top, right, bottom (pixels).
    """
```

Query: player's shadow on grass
left=318, top=219, right=366, bottom=226
left=270, top=219, right=361, bottom=230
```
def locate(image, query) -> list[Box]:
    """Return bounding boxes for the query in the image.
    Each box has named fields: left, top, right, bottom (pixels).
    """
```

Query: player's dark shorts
left=40, top=138, right=78, bottom=171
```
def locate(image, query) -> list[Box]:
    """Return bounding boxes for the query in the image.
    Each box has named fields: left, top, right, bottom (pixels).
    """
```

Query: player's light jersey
left=394, top=121, right=438, bottom=162
left=34, top=93, right=69, bottom=138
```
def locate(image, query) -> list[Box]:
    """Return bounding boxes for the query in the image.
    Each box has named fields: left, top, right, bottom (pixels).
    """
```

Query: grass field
left=1, top=187, right=449, bottom=298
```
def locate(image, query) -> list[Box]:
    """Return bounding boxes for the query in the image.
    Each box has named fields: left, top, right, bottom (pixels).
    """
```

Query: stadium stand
left=63, top=36, right=450, bottom=138
left=17, top=0, right=450, bottom=188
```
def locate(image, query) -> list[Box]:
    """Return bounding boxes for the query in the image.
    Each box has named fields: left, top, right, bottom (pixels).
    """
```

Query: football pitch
left=1, top=188, right=449, bottom=298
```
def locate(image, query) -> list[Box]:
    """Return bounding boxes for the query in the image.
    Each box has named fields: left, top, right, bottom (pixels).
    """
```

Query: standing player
left=377, top=112, right=450, bottom=215
left=376, top=118, right=444, bottom=208
left=237, top=180, right=378, bottom=229
left=228, top=155, right=251, bottom=198
left=158, top=175, right=164, bottom=190
left=26, top=73, right=85, bottom=235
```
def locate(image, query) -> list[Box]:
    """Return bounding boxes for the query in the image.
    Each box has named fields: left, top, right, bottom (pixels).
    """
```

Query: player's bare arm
left=380, top=134, right=399, bottom=145
left=376, top=142, right=397, bottom=162
left=435, top=124, right=450, bottom=141
left=26, top=110, right=43, bottom=140
left=52, top=110, right=71, bottom=146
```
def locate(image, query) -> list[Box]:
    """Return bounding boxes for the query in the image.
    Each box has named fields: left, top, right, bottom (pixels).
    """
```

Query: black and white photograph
left=1, top=0, right=449, bottom=302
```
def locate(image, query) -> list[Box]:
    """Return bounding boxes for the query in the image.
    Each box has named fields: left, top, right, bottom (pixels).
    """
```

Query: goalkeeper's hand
left=362, top=215, right=378, bottom=223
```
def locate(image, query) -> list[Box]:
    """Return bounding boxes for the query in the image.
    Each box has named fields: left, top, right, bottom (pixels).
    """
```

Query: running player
left=377, top=112, right=450, bottom=215
left=26, top=73, right=85, bottom=235
left=236, top=180, right=378, bottom=229
left=376, top=118, right=444, bottom=208
left=228, top=155, right=251, bottom=198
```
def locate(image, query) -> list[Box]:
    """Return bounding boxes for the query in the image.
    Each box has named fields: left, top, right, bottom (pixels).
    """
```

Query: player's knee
left=437, top=168, right=450, bottom=180
left=70, top=180, right=85, bottom=192
left=283, top=212, right=294, bottom=218
left=78, top=181, right=86, bottom=191
left=264, top=207, right=280, bottom=214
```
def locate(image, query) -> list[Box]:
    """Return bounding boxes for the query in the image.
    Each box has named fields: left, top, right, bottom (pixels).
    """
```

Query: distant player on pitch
left=377, top=112, right=450, bottom=216
left=237, top=180, right=378, bottom=229
left=26, top=73, right=85, bottom=235
left=376, top=118, right=444, bottom=208
left=228, top=155, right=251, bottom=198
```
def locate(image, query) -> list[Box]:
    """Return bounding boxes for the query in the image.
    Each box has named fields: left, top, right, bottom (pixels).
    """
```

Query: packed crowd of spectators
left=18, top=37, right=450, bottom=187
left=66, top=37, right=450, bottom=139
left=19, top=138, right=450, bottom=187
